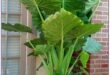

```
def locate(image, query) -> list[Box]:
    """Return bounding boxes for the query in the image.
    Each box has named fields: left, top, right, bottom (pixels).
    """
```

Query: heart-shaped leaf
left=42, top=8, right=83, bottom=44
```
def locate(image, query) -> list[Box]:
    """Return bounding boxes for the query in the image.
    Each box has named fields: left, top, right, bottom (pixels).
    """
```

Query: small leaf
left=74, top=38, right=86, bottom=52
left=34, top=45, right=52, bottom=55
left=80, top=51, right=89, bottom=68
left=83, top=37, right=102, bottom=53
left=2, top=23, right=32, bottom=33
left=24, top=38, right=47, bottom=48
left=28, top=51, right=38, bottom=56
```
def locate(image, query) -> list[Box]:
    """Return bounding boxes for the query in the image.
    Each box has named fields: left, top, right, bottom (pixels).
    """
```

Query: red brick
left=102, top=38, right=108, bottom=41
left=90, top=64, right=101, bottom=68
left=101, top=64, right=108, bottom=68
left=95, top=60, right=108, bottom=64
left=102, top=55, right=108, bottom=59
left=102, top=12, right=108, bottom=15
left=102, top=29, right=108, bottom=32
left=95, top=68, right=108, bottom=72
left=101, top=73, right=109, bottom=75
left=99, top=51, right=108, bottom=54
left=89, top=0, right=108, bottom=74
left=95, top=11, right=102, bottom=15
left=89, top=69, right=94, bottom=73
left=101, top=0, right=108, bottom=2
left=90, top=55, right=101, bottom=59
left=102, top=47, right=108, bottom=50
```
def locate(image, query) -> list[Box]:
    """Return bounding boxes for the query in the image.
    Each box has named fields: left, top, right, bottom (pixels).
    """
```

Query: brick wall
left=89, top=0, right=109, bottom=75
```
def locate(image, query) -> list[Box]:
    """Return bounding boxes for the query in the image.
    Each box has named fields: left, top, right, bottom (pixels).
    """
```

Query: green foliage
left=77, top=0, right=99, bottom=23
left=2, top=23, right=32, bottom=33
left=24, top=38, right=47, bottom=48
left=34, top=45, right=52, bottom=55
left=29, top=9, right=102, bottom=75
left=2, top=0, right=103, bottom=75
left=42, top=8, right=83, bottom=44
left=62, top=0, right=86, bottom=12
left=80, top=51, right=89, bottom=68
left=20, top=0, right=86, bottom=31
left=21, top=0, right=61, bottom=15
left=83, top=0, right=99, bottom=14
left=83, top=37, right=102, bottom=53
left=65, top=24, right=103, bottom=41
left=20, top=0, right=62, bottom=30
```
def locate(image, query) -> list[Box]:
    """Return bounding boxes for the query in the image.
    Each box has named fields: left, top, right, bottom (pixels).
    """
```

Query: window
left=1, top=0, right=36, bottom=75
left=2, top=0, right=21, bottom=75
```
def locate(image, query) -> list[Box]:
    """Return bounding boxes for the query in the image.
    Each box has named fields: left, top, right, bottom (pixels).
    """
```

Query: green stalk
left=88, top=0, right=100, bottom=21
left=39, top=55, right=49, bottom=74
left=28, top=40, right=36, bottom=50
left=59, top=22, right=64, bottom=65
left=32, top=0, right=44, bottom=22
left=62, top=0, right=65, bottom=8
left=80, top=67, right=89, bottom=75
left=64, top=38, right=79, bottom=74
left=67, top=55, right=80, bottom=75
left=28, top=41, right=49, bottom=74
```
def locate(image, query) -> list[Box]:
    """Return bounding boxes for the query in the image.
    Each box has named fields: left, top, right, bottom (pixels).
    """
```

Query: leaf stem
left=68, top=54, right=80, bottom=75
left=39, top=55, right=49, bottom=73
left=88, top=0, right=100, bottom=21
left=65, top=38, right=79, bottom=74
left=28, top=40, right=36, bottom=50
left=62, top=0, right=65, bottom=8
left=59, top=22, right=64, bottom=64
left=33, top=0, right=45, bottom=22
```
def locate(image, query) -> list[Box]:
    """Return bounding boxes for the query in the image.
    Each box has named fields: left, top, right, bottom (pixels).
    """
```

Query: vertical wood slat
left=20, top=4, right=36, bottom=75
left=3, top=0, right=8, bottom=74
left=26, top=10, right=36, bottom=75
left=0, top=0, right=2, bottom=74
left=20, top=4, right=27, bottom=75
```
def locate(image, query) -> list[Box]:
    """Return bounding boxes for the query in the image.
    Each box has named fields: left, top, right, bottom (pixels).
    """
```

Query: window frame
left=1, top=1, right=36, bottom=75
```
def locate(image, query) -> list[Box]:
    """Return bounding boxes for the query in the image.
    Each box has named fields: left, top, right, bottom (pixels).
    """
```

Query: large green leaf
left=32, top=11, right=42, bottom=30
left=66, top=23, right=103, bottom=40
left=83, top=0, right=99, bottom=14
left=64, top=0, right=85, bottom=12
left=24, top=38, right=47, bottom=48
left=21, top=0, right=86, bottom=14
left=77, top=0, right=99, bottom=23
left=21, top=0, right=61, bottom=15
left=80, top=51, right=89, bottom=68
left=83, top=37, right=102, bottom=53
left=21, top=0, right=86, bottom=29
left=42, top=8, right=83, bottom=44
left=2, top=23, right=32, bottom=33
left=21, top=0, right=61, bottom=31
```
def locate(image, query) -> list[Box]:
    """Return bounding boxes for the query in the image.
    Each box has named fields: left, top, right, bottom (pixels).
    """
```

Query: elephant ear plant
left=2, top=0, right=103, bottom=75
